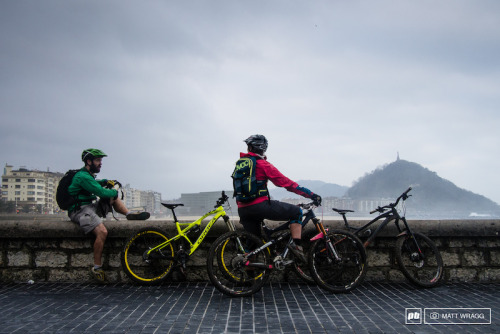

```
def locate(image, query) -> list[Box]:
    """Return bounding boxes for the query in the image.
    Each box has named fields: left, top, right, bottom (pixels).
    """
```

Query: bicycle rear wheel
left=207, top=231, right=271, bottom=297
left=395, top=232, right=443, bottom=288
left=309, top=230, right=367, bottom=293
left=121, top=227, right=175, bottom=284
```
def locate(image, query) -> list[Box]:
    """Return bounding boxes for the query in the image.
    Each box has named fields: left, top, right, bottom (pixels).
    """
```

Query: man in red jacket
left=235, top=134, right=321, bottom=263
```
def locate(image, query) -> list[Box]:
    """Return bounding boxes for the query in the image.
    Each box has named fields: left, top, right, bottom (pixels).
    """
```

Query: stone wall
left=0, top=217, right=498, bottom=284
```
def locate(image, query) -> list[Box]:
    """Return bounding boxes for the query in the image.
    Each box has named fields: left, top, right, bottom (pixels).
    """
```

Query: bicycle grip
left=370, top=208, right=378, bottom=214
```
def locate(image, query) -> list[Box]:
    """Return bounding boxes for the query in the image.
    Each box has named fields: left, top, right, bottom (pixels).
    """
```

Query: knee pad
left=290, top=209, right=304, bottom=226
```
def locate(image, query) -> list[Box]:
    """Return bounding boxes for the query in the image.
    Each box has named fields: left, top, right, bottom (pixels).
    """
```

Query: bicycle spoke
left=309, top=230, right=367, bottom=293
left=395, top=232, right=443, bottom=287
left=207, top=231, right=271, bottom=297
left=121, top=228, right=175, bottom=284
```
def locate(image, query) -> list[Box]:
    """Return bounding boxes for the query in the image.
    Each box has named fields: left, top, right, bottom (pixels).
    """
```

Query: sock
left=293, top=239, right=302, bottom=246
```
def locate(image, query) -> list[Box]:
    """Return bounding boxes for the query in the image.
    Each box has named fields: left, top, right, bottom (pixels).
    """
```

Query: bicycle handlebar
left=214, top=191, right=229, bottom=208
left=369, top=187, right=412, bottom=214
left=297, top=201, right=320, bottom=211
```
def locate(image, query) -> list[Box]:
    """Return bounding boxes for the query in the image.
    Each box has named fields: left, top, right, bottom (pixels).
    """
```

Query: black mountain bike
left=333, top=187, right=444, bottom=288
left=207, top=201, right=367, bottom=297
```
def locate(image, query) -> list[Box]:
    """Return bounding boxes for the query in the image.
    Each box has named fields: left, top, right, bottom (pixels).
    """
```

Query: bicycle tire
left=309, top=229, right=367, bottom=293
left=121, top=227, right=175, bottom=284
left=207, top=231, right=271, bottom=297
left=395, top=232, right=443, bottom=288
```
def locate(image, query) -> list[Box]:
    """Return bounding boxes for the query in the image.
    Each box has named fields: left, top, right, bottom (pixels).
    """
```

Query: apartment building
left=2, top=165, right=163, bottom=215
left=122, top=184, right=163, bottom=215
left=1, top=164, right=63, bottom=213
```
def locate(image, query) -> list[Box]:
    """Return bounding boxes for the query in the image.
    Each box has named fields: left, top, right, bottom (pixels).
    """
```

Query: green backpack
left=232, top=156, right=268, bottom=202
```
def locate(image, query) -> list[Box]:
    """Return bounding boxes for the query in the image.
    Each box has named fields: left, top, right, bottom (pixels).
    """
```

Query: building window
left=15, top=185, right=21, bottom=189
left=28, top=185, right=35, bottom=189
left=28, top=178, right=36, bottom=182
left=15, top=179, right=21, bottom=182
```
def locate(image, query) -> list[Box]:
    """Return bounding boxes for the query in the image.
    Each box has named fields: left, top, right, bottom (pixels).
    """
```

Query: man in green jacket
left=68, top=148, right=149, bottom=282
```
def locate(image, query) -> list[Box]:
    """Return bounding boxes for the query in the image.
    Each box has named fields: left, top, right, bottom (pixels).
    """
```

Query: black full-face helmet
left=244, top=135, right=268, bottom=154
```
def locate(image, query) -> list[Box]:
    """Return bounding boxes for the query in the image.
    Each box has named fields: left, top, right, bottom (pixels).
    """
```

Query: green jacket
left=67, top=167, right=118, bottom=213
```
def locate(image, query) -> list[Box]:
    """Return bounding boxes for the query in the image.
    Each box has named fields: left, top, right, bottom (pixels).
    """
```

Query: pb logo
left=405, top=308, right=422, bottom=324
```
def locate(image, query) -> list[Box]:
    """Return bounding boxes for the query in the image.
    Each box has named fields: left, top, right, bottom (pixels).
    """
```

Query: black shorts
left=238, top=200, right=302, bottom=237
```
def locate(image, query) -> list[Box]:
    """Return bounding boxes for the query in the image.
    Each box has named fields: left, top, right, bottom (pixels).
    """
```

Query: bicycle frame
left=339, top=187, right=423, bottom=252
left=146, top=205, right=235, bottom=257
left=344, top=209, right=405, bottom=248
left=245, top=203, right=338, bottom=266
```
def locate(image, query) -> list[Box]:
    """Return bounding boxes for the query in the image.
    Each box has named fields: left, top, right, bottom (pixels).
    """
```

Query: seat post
left=341, top=213, right=350, bottom=228
left=171, top=209, right=179, bottom=222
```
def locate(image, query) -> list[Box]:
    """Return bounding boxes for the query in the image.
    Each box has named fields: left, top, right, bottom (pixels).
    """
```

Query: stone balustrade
left=0, top=217, right=498, bottom=284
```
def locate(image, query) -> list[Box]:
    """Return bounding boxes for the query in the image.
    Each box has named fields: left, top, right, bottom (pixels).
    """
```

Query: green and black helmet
left=81, top=148, right=107, bottom=162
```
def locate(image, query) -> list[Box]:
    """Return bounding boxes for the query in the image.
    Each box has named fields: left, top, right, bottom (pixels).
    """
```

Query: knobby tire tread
left=395, top=232, right=444, bottom=288
left=309, top=229, right=367, bottom=293
left=121, top=227, right=175, bottom=285
left=207, top=231, right=271, bottom=297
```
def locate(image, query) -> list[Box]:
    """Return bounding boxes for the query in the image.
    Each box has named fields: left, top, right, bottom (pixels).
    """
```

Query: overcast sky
left=1, top=1, right=499, bottom=204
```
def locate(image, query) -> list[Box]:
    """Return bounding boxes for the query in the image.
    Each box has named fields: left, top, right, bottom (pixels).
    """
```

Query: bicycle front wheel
left=207, top=231, right=271, bottom=297
left=395, top=232, right=443, bottom=288
left=309, top=230, right=367, bottom=293
left=121, top=227, right=175, bottom=284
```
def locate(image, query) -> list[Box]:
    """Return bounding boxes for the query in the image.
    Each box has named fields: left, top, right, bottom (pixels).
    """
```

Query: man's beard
left=89, top=164, right=101, bottom=174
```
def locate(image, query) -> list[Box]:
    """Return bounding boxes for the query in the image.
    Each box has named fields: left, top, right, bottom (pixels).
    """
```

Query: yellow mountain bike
left=121, top=191, right=234, bottom=284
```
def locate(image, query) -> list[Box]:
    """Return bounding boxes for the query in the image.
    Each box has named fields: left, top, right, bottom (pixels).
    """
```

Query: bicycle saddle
left=332, top=208, right=354, bottom=214
left=161, top=203, right=184, bottom=209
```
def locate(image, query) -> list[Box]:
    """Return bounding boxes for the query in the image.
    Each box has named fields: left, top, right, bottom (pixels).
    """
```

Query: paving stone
left=0, top=282, right=498, bottom=333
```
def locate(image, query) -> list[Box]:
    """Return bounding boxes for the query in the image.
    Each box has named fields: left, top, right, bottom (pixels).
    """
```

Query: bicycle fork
left=398, top=218, right=426, bottom=262
left=312, top=219, right=342, bottom=261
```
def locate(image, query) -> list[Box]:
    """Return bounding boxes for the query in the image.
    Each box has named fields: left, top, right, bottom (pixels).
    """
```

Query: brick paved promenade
left=0, top=282, right=498, bottom=333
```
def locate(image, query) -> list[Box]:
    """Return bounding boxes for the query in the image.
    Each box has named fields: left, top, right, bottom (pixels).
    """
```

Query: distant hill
left=347, top=159, right=500, bottom=216
left=269, top=180, right=348, bottom=200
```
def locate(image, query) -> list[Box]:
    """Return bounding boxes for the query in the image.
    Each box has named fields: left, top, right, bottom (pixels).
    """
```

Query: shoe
left=126, top=212, right=150, bottom=220
left=91, top=267, right=107, bottom=283
left=287, top=242, right=307, bottom=264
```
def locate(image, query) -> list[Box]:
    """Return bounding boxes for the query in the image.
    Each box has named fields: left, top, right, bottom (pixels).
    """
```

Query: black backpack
left=56, top=169, right=80, bottom=210
left=231, top=156, right=268, bottom=202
